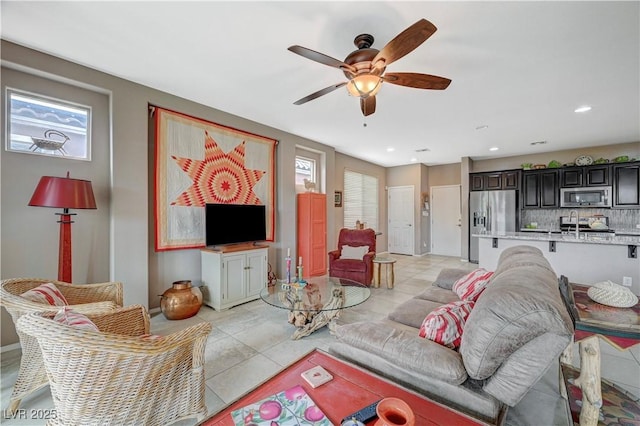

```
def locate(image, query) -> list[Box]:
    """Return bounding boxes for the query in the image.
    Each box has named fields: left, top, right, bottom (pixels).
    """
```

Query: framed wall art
left=334, top=191, right=343, bottom=207
left=154, top=106, right=277, bottom=251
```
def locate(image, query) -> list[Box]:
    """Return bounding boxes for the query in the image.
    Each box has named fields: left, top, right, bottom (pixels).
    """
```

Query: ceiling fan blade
left=372, top=19, right=437, bottom=70
left=288, top=45, right=356, bottom=74
left=360, top=96, right=376, bottom=116
left=293, top=82, right=347, bottom=105
left=383, top=72, right=451, bottom=90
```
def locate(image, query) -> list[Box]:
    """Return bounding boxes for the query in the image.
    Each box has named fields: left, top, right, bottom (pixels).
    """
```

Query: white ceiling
left=2, top=1, right=639, bottom=167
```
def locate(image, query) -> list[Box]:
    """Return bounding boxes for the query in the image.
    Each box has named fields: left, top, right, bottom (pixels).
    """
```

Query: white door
left=431, top=185, right=462, bottom=257
left=388, top=186, right=414, bottom=255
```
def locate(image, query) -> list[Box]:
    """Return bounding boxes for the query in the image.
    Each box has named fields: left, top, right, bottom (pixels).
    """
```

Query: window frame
left=295, top=154, right=316, bottom=188
left=343, top=169, right=379, bottom=231
left=5, top=87, right=92, bottom=161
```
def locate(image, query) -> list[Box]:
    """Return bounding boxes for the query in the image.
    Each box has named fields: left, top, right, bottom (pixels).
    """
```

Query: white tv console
left=200, top=244, right=268, bottom=311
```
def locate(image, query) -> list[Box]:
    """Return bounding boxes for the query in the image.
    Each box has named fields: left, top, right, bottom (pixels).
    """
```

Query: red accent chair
left=328, top=228, right=376, bottom=286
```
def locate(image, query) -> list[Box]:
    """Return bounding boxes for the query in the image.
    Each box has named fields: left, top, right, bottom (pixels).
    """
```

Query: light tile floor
left=2, top=253, right=638, bottom=425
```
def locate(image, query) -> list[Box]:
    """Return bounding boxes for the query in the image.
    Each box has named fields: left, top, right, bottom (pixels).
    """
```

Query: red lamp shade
left=29, top=175, right=96, bottom=209
left=28, top=173, right=96, bottom=283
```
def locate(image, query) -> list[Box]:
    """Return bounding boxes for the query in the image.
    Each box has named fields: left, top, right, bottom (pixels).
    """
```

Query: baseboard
left=1, top=342, right=21, bottom=353
left=149, top=307, right=161, bottom=314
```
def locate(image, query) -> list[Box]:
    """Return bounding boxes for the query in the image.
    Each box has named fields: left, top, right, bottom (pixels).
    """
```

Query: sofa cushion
left=415, top=286, right=460, bottom=305
left=388, top=298, right=444, bottom=329
left=21, top=282, right=68, bottom=306
left=419, top=300, right=475, bottom=348
left=330, top=258, right=366, bottom=272
left=497, top=245, right=543, bottom=263
left=340, top=245, right=369, bottom=260
left=335, top=320, right=468, bottom=384
left=493, top=252, right=556, bottom=280
left=433, top=268, right=472, bottom=290
left=452, top=269, right=493, bottom=302
left=460, top=264, right=573, bottom=381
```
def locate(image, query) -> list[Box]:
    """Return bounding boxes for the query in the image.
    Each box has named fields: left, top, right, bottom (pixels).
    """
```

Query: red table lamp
left=29, top=172, right=97, bottom=283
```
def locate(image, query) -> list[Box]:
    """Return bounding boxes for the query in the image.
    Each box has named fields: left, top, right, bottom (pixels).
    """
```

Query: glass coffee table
left=260, top=276, right=370, bottom=340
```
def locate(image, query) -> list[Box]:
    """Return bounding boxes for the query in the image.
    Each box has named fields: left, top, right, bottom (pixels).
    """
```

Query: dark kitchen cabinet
left=470, top=170, right=520, bottom=191
left=522, top=170, right=559, bottom=209
left=560, top=165, right=610, bottom=187
left=471, top=174, right=485, bottom=191
left=612, top=162, right=640, bottom=208
left=502, top=170, right=520, bottom=189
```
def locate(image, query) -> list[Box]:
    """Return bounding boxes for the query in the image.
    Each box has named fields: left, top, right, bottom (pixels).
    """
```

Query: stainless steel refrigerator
left=469, top=190, right=518, bottom=263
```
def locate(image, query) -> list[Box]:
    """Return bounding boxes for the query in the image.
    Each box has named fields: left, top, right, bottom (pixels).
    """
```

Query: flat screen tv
left=205, top=203, right=266, bottom=246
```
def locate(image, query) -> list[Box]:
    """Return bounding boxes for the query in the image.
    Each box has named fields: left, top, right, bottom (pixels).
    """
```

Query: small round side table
left=373, top=256, right=397, bottom=289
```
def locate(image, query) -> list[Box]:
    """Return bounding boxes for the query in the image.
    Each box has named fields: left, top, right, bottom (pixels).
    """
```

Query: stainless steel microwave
left=560, top=186, right=612, bottom=208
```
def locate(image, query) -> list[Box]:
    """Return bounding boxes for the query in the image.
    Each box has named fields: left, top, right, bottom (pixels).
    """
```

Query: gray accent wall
left=0, top=40, right=341, bottom=346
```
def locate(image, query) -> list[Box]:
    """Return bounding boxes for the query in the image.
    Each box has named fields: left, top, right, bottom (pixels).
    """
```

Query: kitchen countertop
left=474, top=232, right=640, bottom=246
left=519, top=228, right=640, bottom=236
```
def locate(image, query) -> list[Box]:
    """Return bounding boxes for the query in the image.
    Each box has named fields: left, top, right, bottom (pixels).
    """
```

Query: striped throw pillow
left=419, top=300, right=475, bottom=348
left=452, top=268, right=494, bottom=302
left=21, top=282, right=68, bottom=306
left=53, top=307, right=99, bottom=332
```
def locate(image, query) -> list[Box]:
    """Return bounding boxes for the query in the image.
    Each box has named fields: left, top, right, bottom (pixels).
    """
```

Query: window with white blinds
left=343, top=170, right=378, bottom=230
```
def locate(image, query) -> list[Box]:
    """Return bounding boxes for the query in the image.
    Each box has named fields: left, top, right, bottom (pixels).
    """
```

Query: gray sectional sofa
left=330, top=245, right=574, bottom=425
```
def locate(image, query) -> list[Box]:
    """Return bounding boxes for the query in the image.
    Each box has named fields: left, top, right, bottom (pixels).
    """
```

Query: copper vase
left=159, top=280, right=203, bottom=320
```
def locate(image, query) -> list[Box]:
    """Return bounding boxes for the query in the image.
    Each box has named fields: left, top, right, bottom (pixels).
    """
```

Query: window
left=344, top=170, right=378, bottom=230
left=295, top=155, right=316, bottom=187
left=6, top=88, right=91, bottom=160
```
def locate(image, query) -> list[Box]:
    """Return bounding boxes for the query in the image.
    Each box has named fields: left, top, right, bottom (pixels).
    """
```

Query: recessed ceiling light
left=530, top=140, right=547, bottom=146
left=410, top=158, right=417, bottom=162
left=489, top=147, right=499, bottom=151
left=475, top=125, right=489, bottom=130
left=386, top=147, right=395, bottom=152
left=574, top=105, right=592, bottom=113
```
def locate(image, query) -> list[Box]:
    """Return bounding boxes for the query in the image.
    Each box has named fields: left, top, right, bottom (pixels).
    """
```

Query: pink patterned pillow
left=419, top=300, right=475, bottom=348
left=452, top=268, right=494, bottom=302
left=53, top=307, right=99, bottom=332
left=21, top=282, right=68, bottom=306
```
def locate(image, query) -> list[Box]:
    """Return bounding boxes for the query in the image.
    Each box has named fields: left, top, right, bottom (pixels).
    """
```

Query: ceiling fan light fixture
left=346, top=74, right=383, bottom=98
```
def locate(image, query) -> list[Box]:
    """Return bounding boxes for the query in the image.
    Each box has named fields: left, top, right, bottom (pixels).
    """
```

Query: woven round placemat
left=587, top=281, right=638, bottom=308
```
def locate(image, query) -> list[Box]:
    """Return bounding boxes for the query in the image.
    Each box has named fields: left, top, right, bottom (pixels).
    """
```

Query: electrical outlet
left=636, top=224, right=640, bottom=229
left=622, top=276, right=632, bottom=287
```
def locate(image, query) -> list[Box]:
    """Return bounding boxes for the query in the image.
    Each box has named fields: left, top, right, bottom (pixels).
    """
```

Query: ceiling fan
left=288, top=18, right=452, bottom=117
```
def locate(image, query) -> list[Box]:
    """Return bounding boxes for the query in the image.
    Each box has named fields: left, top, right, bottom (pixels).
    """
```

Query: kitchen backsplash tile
left=522, top=209, right=640, bottom=231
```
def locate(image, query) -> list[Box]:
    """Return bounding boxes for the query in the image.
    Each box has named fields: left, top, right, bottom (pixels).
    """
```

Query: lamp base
left=56, top=212, right=75, bottom=283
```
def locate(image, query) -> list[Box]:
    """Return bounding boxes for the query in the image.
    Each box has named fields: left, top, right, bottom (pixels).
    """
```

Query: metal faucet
left=569, top=210, right=580, bottom=239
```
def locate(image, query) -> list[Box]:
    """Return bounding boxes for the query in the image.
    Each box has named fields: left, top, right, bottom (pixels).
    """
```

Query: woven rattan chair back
left=17, top=309, right=212, bottom=425
left=0, top=277, right=123, bottom=413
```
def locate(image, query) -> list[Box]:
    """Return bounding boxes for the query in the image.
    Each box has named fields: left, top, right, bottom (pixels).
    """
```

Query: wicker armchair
left=17, top=307, right=212, bottom=426
left=0, top=277, right=123, bottom=413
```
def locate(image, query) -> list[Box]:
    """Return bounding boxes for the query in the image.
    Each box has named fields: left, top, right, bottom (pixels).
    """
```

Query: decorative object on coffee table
left=261, top=276, right=370, bottom=339
left=587, top=280, right=638, bottom=308
left=159, top=280, right=203, bottom=320
left=375, top=397, right=415, bottom=426
left=231, top=385, right=330, bottom=425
